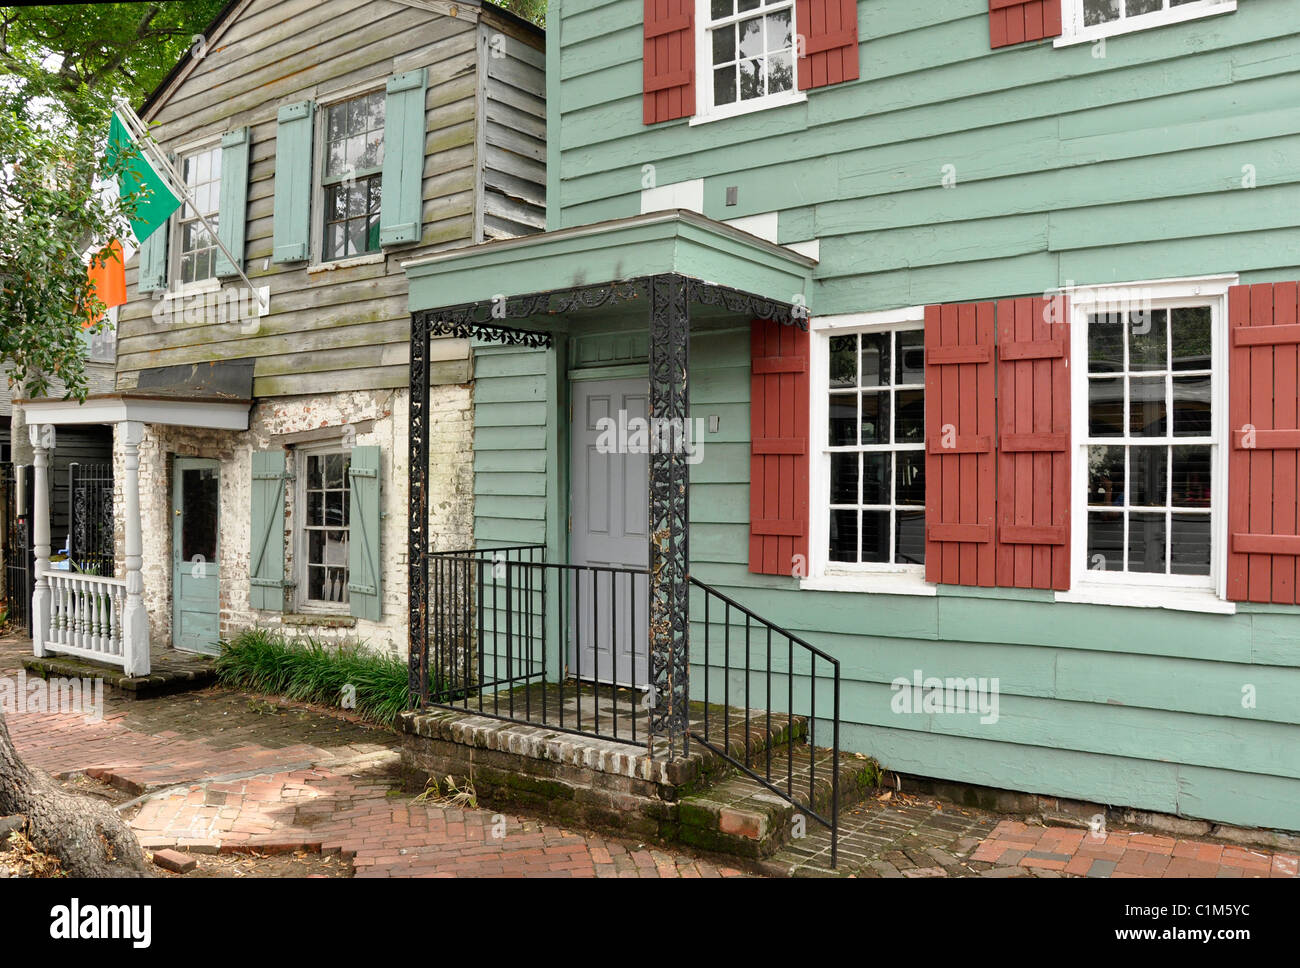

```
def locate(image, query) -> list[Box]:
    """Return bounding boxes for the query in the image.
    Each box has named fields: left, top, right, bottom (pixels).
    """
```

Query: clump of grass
left=215, top=628, right=408, bottom=726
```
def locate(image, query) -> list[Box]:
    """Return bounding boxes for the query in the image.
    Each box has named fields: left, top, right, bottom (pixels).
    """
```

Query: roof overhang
left=15, top=392, right=251, bottom=431
left=403, top=209, right=818, bottom=317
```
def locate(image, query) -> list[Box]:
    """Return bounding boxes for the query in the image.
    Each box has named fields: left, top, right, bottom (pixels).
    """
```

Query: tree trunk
left=0, top=712, right=150, bottom=877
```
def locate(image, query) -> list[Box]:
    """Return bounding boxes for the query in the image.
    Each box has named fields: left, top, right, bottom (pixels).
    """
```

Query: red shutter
left=924, top=302, right=997, bottom=586
left=995, top=296, right=1071, bottom=590
left=797, top=0, right=860, bottom=90
left=1228, top=282, right=1300, bottom=604
left=750, top=318, right=810, bottom=576
left=989, top=0, right=1063, bottom=49
left=644, top=0, right=695, bottom=124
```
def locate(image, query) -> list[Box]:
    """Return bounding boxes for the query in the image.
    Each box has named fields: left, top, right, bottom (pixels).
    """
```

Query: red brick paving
left=972, top=820, right=1298, bottom=879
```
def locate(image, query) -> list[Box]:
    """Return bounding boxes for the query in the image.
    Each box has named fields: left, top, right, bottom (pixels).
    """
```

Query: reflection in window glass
left=709, top=0, right=795, bottom=108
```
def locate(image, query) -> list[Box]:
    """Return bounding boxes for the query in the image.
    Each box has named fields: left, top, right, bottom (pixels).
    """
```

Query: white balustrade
left=44, top=572, right=129, bottom=665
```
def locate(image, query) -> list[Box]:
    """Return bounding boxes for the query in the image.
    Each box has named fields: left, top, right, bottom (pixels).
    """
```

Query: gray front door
left=570, top=378, right=650, bottom=687
left=172, top=457, right=221, bottom=655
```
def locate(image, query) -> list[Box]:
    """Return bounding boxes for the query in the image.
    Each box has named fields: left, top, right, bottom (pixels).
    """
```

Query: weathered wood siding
left=477, top=10, right=547, bottom=240
left=115, top=0, right=543, bottom=397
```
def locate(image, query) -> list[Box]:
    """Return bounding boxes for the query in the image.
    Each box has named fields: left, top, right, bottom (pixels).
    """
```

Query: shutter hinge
left=348, top=467, right=377, bottom=479
left=347, top=582, right=377, bottom=595
left=567, top=514, right=572, bottom=534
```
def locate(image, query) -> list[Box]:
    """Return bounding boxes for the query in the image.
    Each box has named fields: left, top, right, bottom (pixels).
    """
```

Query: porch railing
left=689, top=577, right=841, bottom=868
left=45, top=571, right=128, bottom=666
left=426, top=545, right=653, bottom=746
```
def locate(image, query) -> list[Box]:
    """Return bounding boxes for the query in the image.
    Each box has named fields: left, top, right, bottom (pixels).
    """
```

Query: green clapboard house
left=404, top=0, right=1300, bottom=834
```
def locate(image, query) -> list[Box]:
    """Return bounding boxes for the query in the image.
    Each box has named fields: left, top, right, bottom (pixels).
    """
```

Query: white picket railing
left=45, top=572, right=128, bottom=667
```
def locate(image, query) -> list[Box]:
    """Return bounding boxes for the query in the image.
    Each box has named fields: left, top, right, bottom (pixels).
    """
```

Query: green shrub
left=216, top=629, right=408, bottom=726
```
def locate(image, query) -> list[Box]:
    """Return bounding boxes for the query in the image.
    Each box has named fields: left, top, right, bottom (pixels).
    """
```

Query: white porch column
left=121, top=421, right=150, bottom=677
left=29, top=423, right=51, bottom=658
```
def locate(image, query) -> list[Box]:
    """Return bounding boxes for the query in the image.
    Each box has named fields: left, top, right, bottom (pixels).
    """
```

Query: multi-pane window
left=321, top=91, right=384, bottom=261
left=826, top=328, right=926, bottom=566
left=707, top=0, right=795, bottom=110
left=1079, top=0, right=1215, bottom=29
left=1085, top=306, right=1214, bottom=579
left=176, top=146, right=221, bottom=284
left=300, top=451, right=351, bottom=605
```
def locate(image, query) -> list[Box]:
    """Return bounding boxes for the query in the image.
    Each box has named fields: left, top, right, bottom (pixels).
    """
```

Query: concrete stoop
left=398, top=707, right=881, bottom=866
left=22, top=648, right=216, bottom=699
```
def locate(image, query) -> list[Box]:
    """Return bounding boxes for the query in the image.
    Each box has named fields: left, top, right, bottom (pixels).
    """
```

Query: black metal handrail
left=689, top=577, right=841, bottom=868
left=425, top=545, right=652, bottom=746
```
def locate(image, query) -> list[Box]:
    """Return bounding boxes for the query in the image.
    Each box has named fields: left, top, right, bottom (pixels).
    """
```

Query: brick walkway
left=2, top=634, right=1296, bottom=878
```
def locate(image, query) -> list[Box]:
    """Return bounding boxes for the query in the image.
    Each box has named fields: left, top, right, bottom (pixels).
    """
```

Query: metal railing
left=689, top=577, right=841, bottom=868
left=425, top=545, right=653, bottom=745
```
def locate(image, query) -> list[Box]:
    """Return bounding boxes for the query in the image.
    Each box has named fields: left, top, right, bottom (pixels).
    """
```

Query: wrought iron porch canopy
left=402, top=209, right=817, bottom=346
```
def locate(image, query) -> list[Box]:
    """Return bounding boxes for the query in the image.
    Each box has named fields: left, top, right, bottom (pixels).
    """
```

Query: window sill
left=1055, top=585, right=1235, bottom=615
left=1054, top=1, right=1236, bottom=47
left=157, top=278, right=221, bottom=300
left=800, top=571, right=937, bottom=597
left=307, top=252, right=385, bottom=274
left=282, top=612, right=356, bottom=628
left=689, top=90, right=807, bottom=126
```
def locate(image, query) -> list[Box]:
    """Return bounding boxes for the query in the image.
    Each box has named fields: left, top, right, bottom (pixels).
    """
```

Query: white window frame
left=691, top=0, right=807, bottom=125
left=1061, top=274, right=1237, bottom=612
left=1056, top=0, right=1237, bottom=47
left=804, top=307, right=936, bottom=596
left=310, top=81, right=388, bottom=269
left=293, top=442, right=354, bottom=614
left=167, top=136, right=223, bottom=296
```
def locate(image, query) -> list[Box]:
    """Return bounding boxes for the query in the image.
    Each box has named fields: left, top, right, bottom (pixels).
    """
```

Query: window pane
left=711, top=0, right=732, bottom=18
left=713, top=24, right=735, bottom=63
left=1087, top=445, right=1125, bottom=506
left=829, top=335, right=856, bottom=387
left=309, top=455, right=325, bottom=487
left=895, top=330, right=925, bottom=385
left=1084, top=0, right=1120, bottom=26
left=1087, top=511, right=1123, bottom=572
left=1171, top=445, right=1211, bottom=508
left=737, top=0, right=760, bottom=12
left=1172, top=375, right=1211, bottom=436
left=307, top=489, right=323, bottom=526
left=327, top=103, right=346, bottom=140
left=1128, top=308, right=1167, bottom=372
left=862, top=453, right=888, bottom=505
left=180, top=468, right=219, bottom=563
left=768, top=51, right=793, bottom=94
left=1171, top=307, right=1212, bottom=371
left=325, top=453, right=346, bottom=488
left=767, top=8, right=791, bottom=49
left=1129, top=0, right=1162, bottom=14
left=830, top=453, right=858, bottom=504
left=1128, top=512, right=1167, bottom=574
left=895, top=511, right=925, bottom=565
left=1088, top=314, right=1124, bottom=373
left=714, top=66, right=737, bottom=106
left=860, top=332, right=889, bottom=387
left=1170, top=514, right=1212, bottom=576
left=1129, top=376, right=1166, bottom=436
left=895, top=389, right=924, bottom=443
left=1129, top=445, right=1167, bottom=507
left=860, top=392, right=890, bottom=445
left=1088, top=378, right=1124, bottom=437
left=829, top=393, right=857, bottom=445
left=738, top=57, right=762, bottom=100
left=829, top=509, right=858, bottom=562
left=861, top=511, right=889, bottom=563
left=895, top=450, right=925, bottom=505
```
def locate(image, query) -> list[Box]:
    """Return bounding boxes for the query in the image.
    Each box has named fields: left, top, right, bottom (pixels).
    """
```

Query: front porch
left=402, top=210, right=848, bottom=862
left=15, top=385, right=252, bottom=678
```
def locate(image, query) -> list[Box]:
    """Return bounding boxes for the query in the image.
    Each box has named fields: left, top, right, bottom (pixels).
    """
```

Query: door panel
left=569, top=378, right=650, bottom=687
left=173, top=458, right=221, bottom=655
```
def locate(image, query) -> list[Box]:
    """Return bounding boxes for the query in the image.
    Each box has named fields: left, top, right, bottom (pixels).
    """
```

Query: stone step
left=676, top=744, right=883, bottom=861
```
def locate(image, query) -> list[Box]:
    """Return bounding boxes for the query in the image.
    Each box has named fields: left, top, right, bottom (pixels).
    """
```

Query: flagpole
left=112, top=98, right=268, bottom=314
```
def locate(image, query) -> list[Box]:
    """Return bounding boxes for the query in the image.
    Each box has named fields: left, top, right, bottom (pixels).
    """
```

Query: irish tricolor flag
left=106, top=109, right=181, bottom=244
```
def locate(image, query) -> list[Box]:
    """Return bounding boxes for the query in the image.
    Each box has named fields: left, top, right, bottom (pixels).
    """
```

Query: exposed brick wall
left=114, top=384, right=474, bottom=658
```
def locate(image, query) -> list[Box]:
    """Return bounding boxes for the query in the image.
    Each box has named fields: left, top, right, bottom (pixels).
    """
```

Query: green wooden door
left=172, top=457, right=221, bottom=655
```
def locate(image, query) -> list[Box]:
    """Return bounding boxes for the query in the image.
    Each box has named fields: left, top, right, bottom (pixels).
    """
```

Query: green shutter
left=272, top=100, right=314, bottom=262
left=137, top=224, right=168, bottom=294
left=347, top=445, right=382, bottom=620
left=250, top=450, right=289, bottom=611
left=379, top=69, right=427, bottom=247
left=215, top=126, right=250, bottom=277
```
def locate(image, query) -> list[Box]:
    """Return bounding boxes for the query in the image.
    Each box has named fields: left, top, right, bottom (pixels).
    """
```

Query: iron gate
left=66, top=462, right=114, bottom=576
